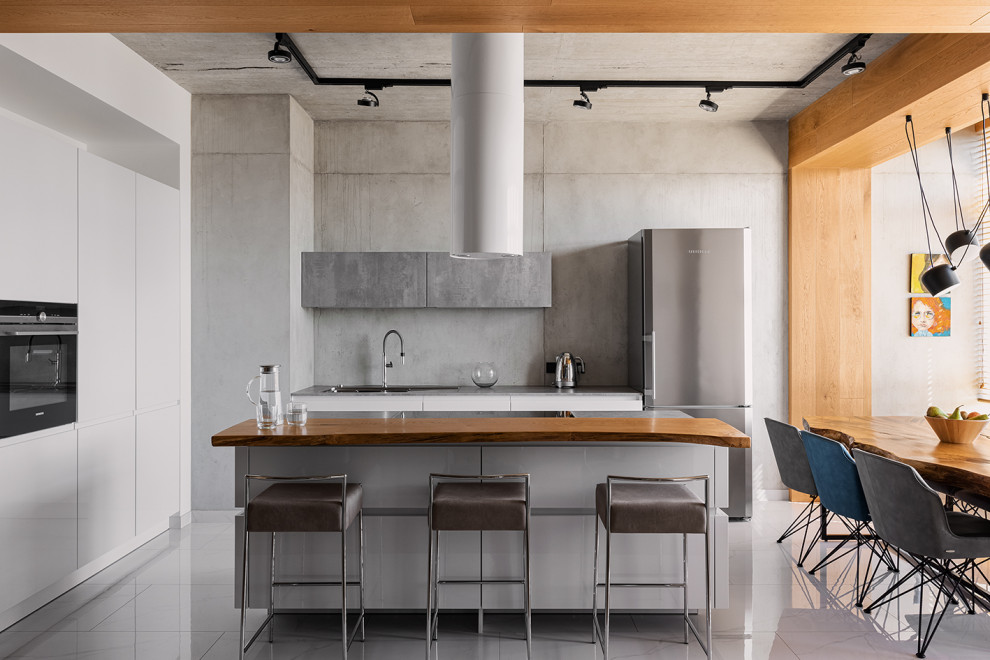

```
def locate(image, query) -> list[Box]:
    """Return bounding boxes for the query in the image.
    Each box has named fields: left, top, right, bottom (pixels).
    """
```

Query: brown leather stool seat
left=431, top=481, right=527, bottom=531
left=595, top=482, right=706, bottom=535
left=246, top=482, right=363, bottom=533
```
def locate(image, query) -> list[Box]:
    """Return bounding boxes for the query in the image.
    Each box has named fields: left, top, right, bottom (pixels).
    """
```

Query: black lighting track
left=275, top=32, right=872, bottom=94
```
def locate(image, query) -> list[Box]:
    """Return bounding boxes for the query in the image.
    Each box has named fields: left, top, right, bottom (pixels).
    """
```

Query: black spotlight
left=573, top=90, right=592, bottom=110
left=945, top=228, right=979, bottom=264
left=921, top=262, right=961, bottom=296
left=699, top=91, right=718, bottom=113
left=267, top=41, right=292, bottom=64
left=357, top=90, right=379, bottom=107
left=842, top=52, right=866, bottom=76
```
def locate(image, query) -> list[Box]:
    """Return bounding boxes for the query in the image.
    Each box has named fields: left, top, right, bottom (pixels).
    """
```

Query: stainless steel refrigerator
left=628, top=228, right=753, bottom=519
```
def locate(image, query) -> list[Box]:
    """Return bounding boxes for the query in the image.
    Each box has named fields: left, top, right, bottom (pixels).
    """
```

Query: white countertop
left=292, top=385, right=642, bottom=397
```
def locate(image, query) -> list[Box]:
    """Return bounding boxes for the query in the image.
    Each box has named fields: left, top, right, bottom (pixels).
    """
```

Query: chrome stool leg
left=591, top=516, right=600, bottom=644
left=682, top=533, right=689, bottom=644
left=340, top=511, right=348, bottom=660
left=359, top=510, right=366, bottom=642
left=269, top=532, right=276, bottom=644
left=524, top=488, right=532, bottom=659
left=239, top=518, right=249, bottom=660
left=604, top=502, right=611, bottom=660
left=426, top=489, right=435, bottom=660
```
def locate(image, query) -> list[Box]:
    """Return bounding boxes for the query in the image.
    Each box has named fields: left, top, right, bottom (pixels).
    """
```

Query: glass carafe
left=246, top=364, right=282, bottom=429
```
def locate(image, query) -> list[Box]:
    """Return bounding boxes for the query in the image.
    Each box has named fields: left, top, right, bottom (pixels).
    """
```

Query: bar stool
left=426, top=473, right=532, bottom=660
left=592, top=475, right=711, bottom=659
left=239, top=474, right=365, bottom=660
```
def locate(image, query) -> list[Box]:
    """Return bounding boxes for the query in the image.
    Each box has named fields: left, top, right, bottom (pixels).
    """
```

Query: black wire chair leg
left=864, top=559, right=928, bottom=613
left=917, top=559, right=969, bottom=659
left=777, top=499, right=817, bottom=543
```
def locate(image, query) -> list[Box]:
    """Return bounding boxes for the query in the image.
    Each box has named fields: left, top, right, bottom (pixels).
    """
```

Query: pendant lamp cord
left=946, top=128, right=965, bottom=232
left=951, top=95, right=990, bottom=266
left=906, top=115, right=948, bottom=267
left=968, top=94, right=990, bottom=251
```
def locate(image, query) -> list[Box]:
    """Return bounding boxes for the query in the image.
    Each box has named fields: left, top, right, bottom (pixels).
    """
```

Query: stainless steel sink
left=322, top=385, right=459, bottom=394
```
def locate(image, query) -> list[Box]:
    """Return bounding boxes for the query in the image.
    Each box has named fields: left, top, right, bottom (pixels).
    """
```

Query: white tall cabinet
left=78, top=151, right=137, bottom=423
left=0, top=117, right=182, bottom=630
left=0, top=116, right=78, bottom=304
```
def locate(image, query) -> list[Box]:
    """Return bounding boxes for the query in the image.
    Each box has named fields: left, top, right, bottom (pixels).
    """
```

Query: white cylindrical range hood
left=450, top=33, right=524, bottom=259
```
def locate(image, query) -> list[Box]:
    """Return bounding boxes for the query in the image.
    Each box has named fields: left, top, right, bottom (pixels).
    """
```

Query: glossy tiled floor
left=2, top=501, right=990, bottom=659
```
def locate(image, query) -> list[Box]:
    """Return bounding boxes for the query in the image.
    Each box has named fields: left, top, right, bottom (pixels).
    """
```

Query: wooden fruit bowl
left=925, top=416, right=989, bottom=444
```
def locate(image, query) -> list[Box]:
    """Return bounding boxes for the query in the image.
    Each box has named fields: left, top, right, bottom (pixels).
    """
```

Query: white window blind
left=976, top=121, right=990, bottom=400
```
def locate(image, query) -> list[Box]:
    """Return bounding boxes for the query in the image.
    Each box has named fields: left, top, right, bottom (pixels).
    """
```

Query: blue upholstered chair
left=799, top=431, right=897, bottom=606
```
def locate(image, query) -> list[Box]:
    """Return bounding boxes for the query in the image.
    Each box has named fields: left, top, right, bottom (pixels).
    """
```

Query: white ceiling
left=116, top=33, right=904, bottom=122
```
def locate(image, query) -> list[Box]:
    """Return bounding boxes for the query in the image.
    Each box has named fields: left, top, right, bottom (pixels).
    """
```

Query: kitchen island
left=216, top=412, right=747, bottom=612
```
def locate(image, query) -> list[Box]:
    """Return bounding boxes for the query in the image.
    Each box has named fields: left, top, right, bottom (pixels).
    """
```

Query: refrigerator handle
left=642, top=332, right=656, bottom=398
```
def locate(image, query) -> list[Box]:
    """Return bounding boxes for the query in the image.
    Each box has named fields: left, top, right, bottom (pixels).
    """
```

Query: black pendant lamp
left=905, top=115, right=960, bottom=296
left=920, top=262, right=961, bottom=296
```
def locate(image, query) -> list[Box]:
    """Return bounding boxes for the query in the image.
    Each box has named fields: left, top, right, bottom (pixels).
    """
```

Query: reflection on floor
left=1, top=501, right=989, bottom=659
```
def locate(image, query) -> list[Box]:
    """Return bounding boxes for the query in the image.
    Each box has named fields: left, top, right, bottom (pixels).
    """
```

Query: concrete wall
left=313, top=120, right=789, bottom=494
left=872, top=129, right=981, bottom=415
left=192, top=95, right=314, bottom=510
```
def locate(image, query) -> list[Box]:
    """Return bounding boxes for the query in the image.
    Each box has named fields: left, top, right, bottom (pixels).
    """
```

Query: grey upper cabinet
left=426, top=252, right=551, bottom=308
left=301, top=251, right=551, bottom=309
left=302, top=252, right=427, bottom=308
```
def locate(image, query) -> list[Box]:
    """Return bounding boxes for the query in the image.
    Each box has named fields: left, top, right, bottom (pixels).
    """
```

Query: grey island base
left=224, top=410, right=743, bottom=615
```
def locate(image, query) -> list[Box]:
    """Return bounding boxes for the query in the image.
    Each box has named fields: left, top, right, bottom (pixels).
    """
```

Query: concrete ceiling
left=116, top=32, right=905, bottom=122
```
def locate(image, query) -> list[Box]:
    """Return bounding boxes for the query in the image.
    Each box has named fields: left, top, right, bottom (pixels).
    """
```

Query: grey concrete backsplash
left=313, top=119, right=789, bottom=493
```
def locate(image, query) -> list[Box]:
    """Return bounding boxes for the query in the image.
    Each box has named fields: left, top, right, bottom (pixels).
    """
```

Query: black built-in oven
left=0, top=300, right=77, bottom=438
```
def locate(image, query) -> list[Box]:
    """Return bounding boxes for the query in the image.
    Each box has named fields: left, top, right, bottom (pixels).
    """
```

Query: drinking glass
left=286, top=402, right=308, bottom=426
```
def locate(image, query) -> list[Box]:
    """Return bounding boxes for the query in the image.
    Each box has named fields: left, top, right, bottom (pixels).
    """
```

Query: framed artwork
left=910, top=253, right=950, bottom=294
left=910, top=297, right=951, bottom=337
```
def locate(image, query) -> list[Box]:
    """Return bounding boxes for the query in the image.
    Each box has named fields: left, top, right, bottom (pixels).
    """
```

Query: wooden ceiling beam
left=2, top=2, right=990, bottom=33
left=790, top=33, right=990, bottom=169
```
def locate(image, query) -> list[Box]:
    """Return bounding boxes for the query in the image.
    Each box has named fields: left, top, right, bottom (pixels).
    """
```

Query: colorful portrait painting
left=910, top=253, right=950, bottom=294
left=910, top=297, right=951, bottom=337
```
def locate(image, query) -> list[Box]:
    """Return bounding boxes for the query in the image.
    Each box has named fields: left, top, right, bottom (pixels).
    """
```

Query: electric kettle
left=554, top=352, right=585, bottom=388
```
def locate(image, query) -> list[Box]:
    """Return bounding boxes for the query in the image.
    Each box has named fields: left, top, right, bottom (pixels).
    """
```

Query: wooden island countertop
left=212, top=416, right=750, bottom=448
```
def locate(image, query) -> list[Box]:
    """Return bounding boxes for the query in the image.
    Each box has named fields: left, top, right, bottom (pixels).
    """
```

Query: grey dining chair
left=765, top=418, right=824, bottom=567
left=853, top=449, right=990, bottom=658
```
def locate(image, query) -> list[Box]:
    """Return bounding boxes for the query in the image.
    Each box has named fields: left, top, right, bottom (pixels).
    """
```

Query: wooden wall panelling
left=788, top=167, right=871, bottom=428
left=790, top=34, right=990, bottom=169
left=3, top=1, right=990, bottom=33
left=837, top=168, right=871, bottom=416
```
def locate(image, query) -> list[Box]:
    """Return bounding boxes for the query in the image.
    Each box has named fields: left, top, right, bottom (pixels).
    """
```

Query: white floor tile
left=0, top=631, right=221, bottom=659
left=2, top=503, right=989, bottom=660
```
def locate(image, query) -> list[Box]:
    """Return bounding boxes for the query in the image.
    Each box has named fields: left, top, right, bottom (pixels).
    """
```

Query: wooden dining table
left=804, top=415, right=990, bottom=499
